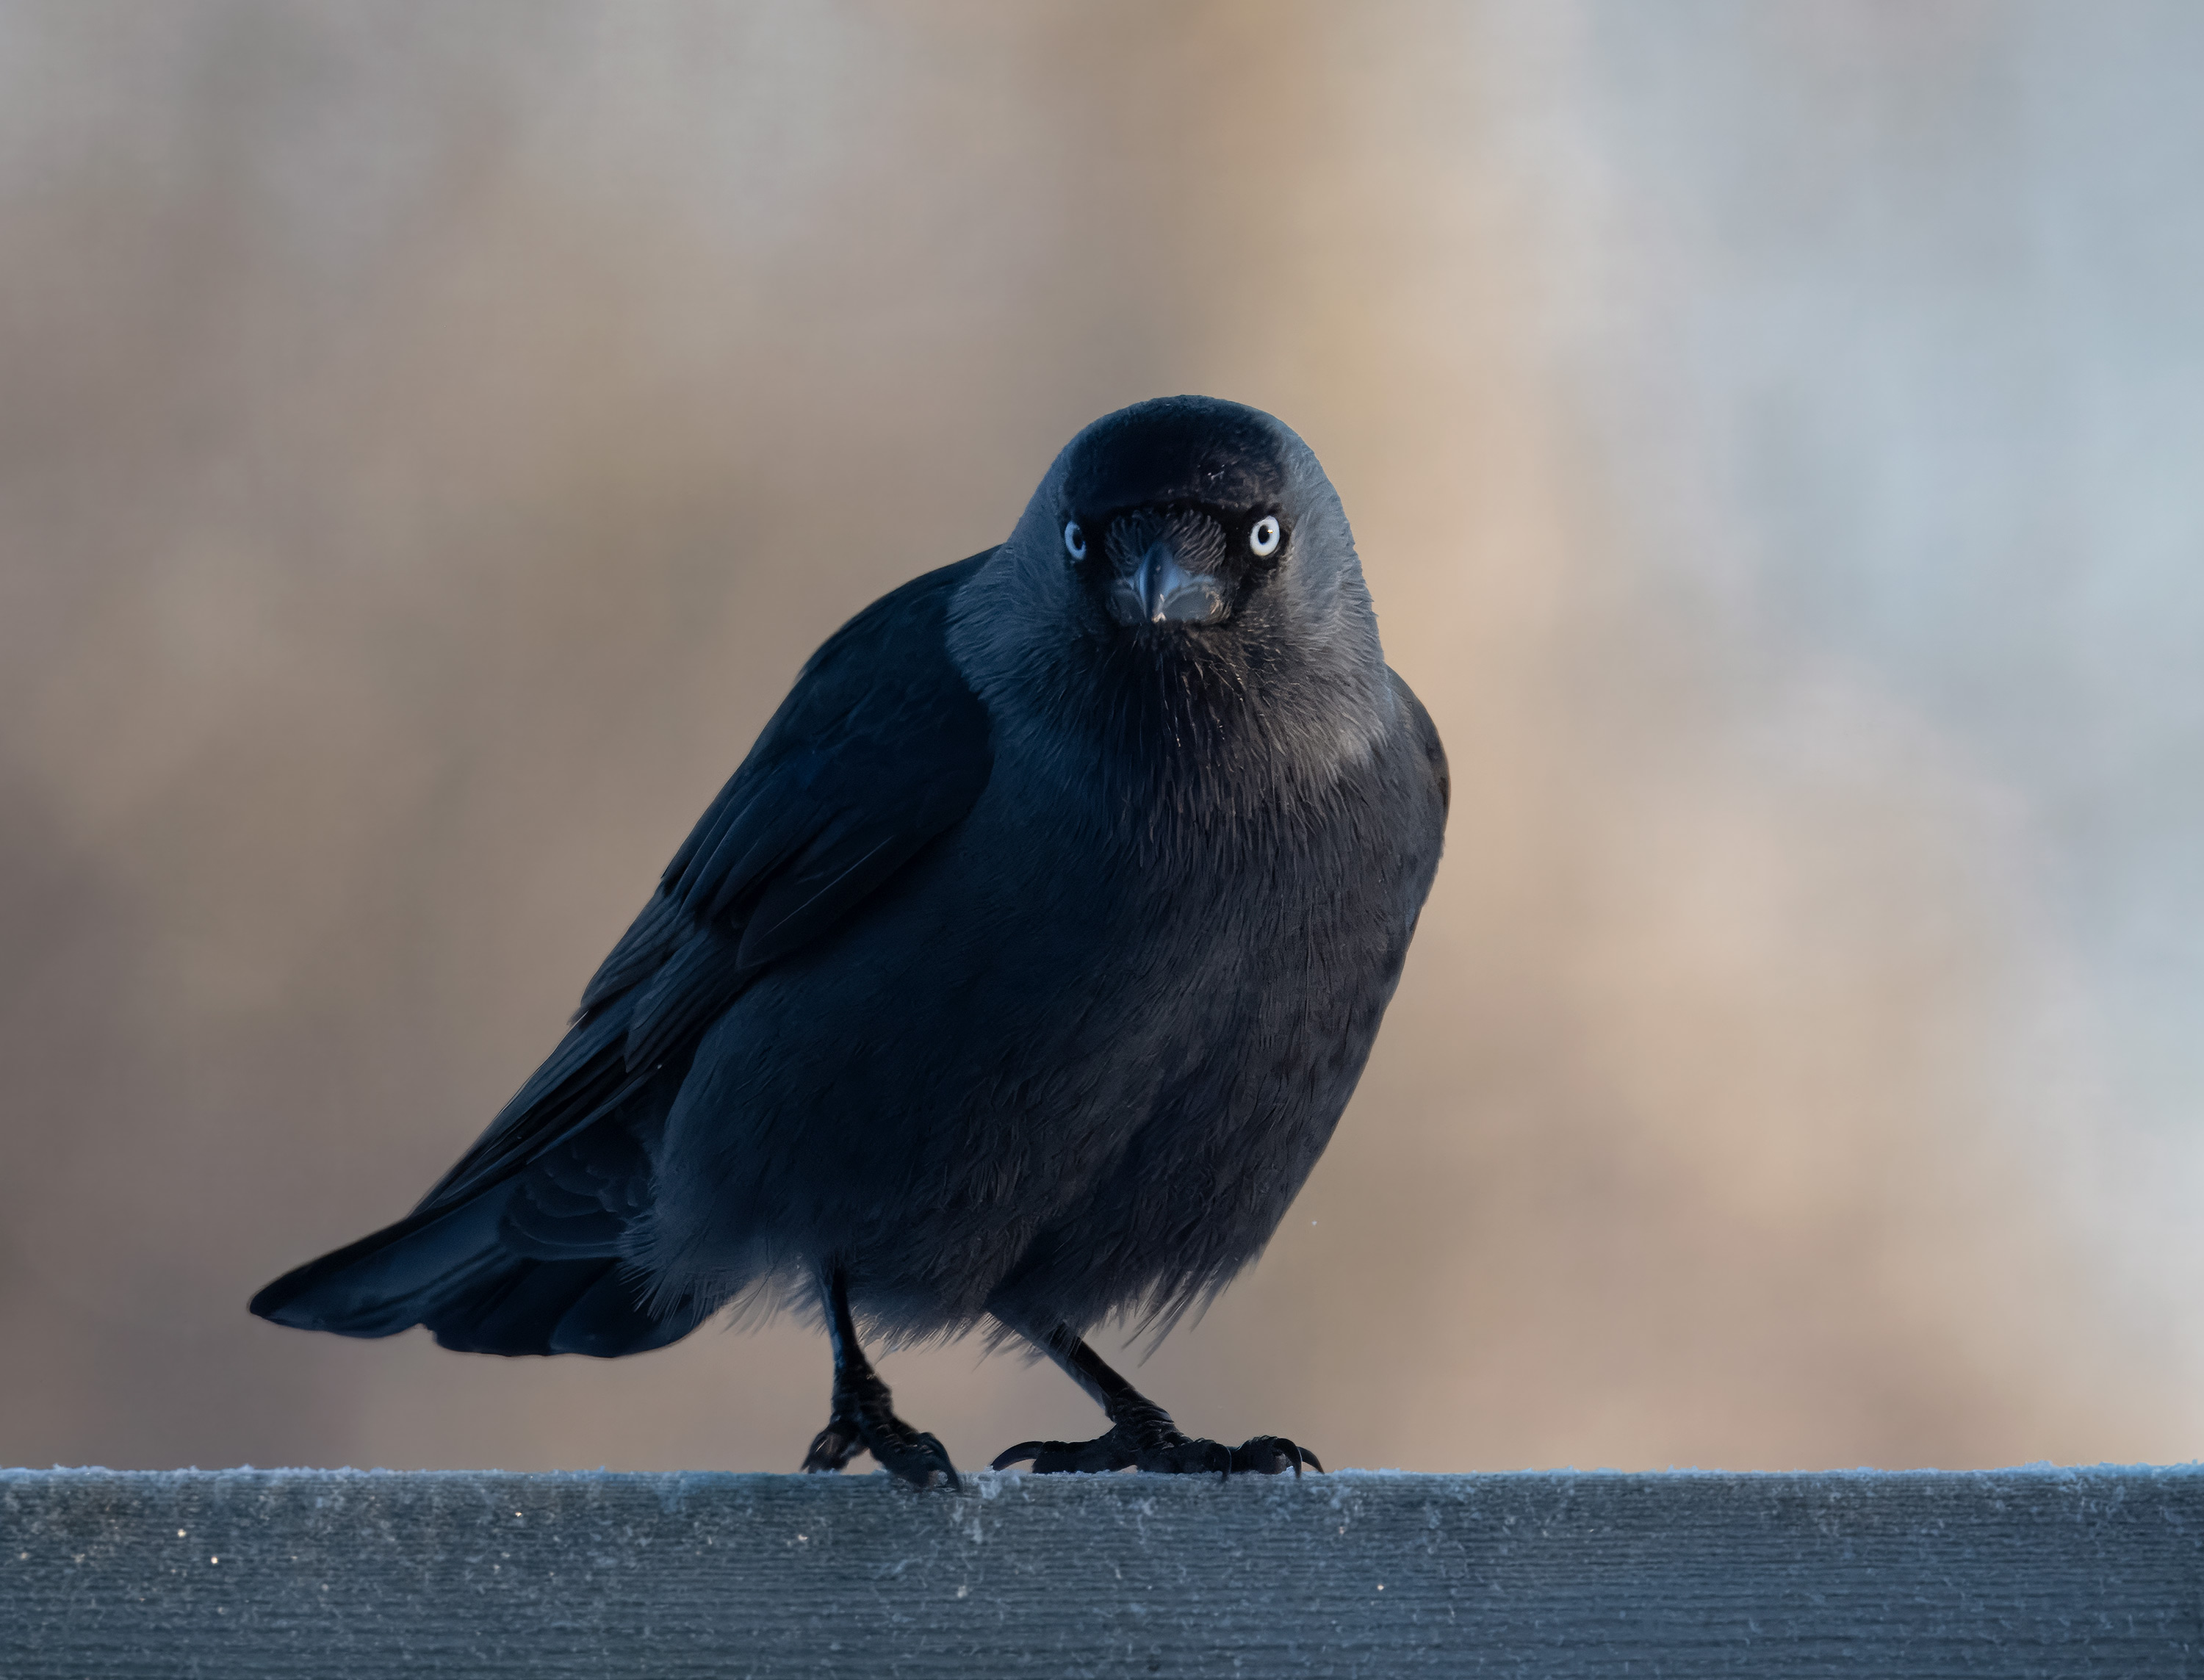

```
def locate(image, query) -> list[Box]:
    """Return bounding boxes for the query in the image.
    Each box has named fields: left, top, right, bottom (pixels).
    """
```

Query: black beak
left=1115, top=538, right=1228, bottom=626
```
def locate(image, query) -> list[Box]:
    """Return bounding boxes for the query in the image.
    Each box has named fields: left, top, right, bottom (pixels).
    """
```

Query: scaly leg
left=799, top=1266, right=960, bottom=1489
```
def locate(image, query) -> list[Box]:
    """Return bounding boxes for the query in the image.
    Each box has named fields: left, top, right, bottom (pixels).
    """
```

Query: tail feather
left=251, top=968, right=712, bottom=1360
left=251, top=1181, right=701, bottom=1359
left=421, top=1253, right=702, bottom=1358
left=426, top=1255, right=619, bottom=1355
left=545, top=1263, right=702, bottom=1357
left=250, top=1197, right=510, bottom=1338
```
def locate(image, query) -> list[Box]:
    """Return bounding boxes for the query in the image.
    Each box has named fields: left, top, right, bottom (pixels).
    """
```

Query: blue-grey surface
left=3, top=1467, right=2199, bottom=1676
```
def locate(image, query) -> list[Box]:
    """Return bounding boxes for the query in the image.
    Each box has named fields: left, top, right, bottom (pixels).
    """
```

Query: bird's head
left=951, top=397, right=1392, bottom=797
left=1054, top=397, right=1301, bottom=631
left=975, top=396, right=1375, bottom=649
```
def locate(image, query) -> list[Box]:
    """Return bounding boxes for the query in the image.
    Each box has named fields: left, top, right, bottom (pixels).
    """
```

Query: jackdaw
left=252, top=396, right=1448, bottom=1486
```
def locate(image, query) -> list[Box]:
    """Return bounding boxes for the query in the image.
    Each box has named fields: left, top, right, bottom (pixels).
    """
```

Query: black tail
left=251, top=1001, right=707, bottom=1359
left=248, top=1188, right=699, bottom=1358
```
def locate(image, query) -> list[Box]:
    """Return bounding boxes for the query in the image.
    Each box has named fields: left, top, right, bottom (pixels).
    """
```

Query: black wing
left=253, top=551, right=998, bottom=1347
left=419, top=549, right=993, bottom=1215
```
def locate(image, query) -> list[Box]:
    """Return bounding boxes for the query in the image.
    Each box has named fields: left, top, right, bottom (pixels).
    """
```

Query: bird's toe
left=997, top=1421, right=1317, bottom=1477
left=1131, top=1433, right=1233, bottom=1475
left=991, top=1433, right=1137, bottom=1474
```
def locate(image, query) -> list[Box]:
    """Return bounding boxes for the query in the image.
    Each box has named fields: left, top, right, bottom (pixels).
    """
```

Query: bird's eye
left=1249, top=515, right=1282, bottom=558
left=1063, top=520, right=1087, bottom=561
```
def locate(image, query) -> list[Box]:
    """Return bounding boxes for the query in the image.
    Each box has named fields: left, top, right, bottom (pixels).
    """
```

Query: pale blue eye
left=1249, top=515, right=1281, bottom=558
left=1063, top=521, right=1087, bottom=561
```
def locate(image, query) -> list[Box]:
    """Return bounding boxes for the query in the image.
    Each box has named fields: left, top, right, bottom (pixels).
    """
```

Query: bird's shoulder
left=739, top=548, right=997, bottom=768
left=580, top=549, right=998, bottom=1014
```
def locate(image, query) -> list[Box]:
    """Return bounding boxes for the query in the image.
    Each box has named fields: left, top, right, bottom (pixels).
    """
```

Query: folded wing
left=251, top=551, right=998, bottom=1352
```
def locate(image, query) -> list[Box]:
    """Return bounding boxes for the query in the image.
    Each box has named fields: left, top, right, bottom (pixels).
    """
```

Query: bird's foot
left=799, top=1366, right=960, bottom=1490
left=992, top=1402, right=1319, bottom=1477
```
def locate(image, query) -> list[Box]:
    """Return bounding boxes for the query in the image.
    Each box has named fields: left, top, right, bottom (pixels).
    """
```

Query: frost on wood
left=4, top=1466, right=2199, bottom=1676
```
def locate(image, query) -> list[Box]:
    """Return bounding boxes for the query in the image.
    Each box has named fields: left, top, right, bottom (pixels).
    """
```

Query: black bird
left=252, top=396, right=1447, bottom=1486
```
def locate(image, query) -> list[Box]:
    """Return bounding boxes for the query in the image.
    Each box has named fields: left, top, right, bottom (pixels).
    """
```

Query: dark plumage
left=253, top=396, right=1447, bottom=1483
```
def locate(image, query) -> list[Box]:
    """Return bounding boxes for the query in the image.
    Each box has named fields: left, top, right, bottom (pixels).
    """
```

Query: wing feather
left=418, top=549, right=998, bottom=1211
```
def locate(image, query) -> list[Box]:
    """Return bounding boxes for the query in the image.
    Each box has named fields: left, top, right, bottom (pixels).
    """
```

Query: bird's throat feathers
left=948, top=555, right=1393, bottom=848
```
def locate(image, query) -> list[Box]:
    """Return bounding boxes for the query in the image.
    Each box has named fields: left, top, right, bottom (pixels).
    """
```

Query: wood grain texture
left=4, top=1468, right=2199, bottom=1676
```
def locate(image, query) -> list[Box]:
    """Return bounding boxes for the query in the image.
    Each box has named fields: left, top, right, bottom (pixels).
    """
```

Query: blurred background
left=2, top=0, right=2200, bottom=1474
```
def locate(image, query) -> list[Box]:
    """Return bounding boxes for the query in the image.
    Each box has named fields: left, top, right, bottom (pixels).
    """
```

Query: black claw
left=801, top=1422, right=861, bottom=1474
left=1229, top=1435, right=1314, bottom=1477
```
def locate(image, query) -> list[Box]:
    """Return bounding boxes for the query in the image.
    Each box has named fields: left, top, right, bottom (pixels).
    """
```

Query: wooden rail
left=5, top=1466, right=2198, bottom=1676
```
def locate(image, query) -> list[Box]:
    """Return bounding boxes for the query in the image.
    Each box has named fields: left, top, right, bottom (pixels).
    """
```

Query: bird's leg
left=798, top=1266, right=960, bottom=1489
left=990, top=1323, right=1319, bottom=1477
